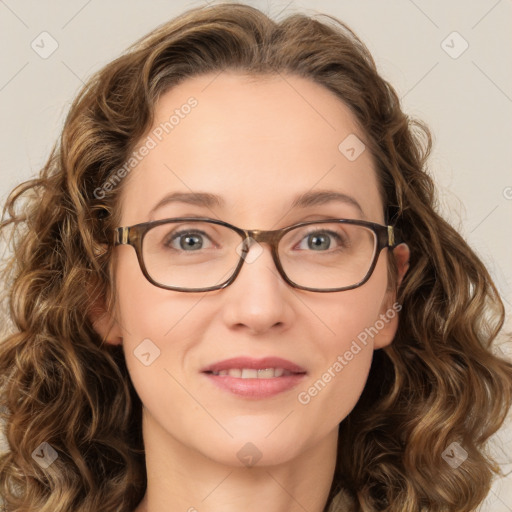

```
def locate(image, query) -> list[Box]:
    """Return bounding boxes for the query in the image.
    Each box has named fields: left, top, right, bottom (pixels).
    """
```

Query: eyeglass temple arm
left=114, top=227, right=130, bottom=245
left=388, top=225, right=403, bottom=247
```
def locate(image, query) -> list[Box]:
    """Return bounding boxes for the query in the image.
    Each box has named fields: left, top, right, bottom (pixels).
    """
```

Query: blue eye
left=295, top=230, right=348, bottom=252
left=165, top=230, right=213, bottom=251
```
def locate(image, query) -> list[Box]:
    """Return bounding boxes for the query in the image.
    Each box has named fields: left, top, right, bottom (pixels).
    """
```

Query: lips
left=201, top=356, right=307, bottom=399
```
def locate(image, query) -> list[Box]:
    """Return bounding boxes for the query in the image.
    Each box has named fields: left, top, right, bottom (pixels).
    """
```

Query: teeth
left=210, top=368, right=293, bottom=378
left=241, top=369, right=258, bottom=379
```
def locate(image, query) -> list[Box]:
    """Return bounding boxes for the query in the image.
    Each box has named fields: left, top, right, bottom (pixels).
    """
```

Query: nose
left=220, top=240, right=291, bottom=334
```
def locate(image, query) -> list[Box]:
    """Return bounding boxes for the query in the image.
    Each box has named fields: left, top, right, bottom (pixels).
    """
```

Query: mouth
left=205, top=368, right=300, bottom=378
left=201, top=356, right=307, bottom=399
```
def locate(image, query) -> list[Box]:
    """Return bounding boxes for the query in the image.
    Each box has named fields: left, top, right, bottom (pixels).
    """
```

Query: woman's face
left=105, top=72, right=408, bottom=467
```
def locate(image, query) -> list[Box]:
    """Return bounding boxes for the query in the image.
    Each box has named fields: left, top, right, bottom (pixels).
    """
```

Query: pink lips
left=201, top=356, right=307, bottom=399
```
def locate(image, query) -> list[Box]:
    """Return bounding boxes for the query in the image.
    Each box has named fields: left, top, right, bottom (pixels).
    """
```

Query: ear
left=373, top=243, right=410, bottom=349
left=88, top=285, right=123, bottom=346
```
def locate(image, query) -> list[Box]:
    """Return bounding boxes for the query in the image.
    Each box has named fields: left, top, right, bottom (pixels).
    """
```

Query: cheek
left=298, top=252, right=390, bottom=417
left=112, top=247, right=219, bottom=398
left=321, top=249, right=390, bottom=349
left=113, top=247, right=199, bottom=337
left=113, top=249, right=189, bottom=382
left=295, top=307, right=378, bottom=433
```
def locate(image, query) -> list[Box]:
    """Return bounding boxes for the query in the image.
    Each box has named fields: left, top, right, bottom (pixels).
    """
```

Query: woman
left=0, top=3, right=510, bottom=511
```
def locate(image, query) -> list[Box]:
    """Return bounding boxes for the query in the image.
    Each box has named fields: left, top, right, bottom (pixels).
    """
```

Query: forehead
left=118, top=72, right=384, bottom=226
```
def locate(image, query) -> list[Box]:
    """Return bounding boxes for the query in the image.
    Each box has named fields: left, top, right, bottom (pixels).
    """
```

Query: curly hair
left=1, top=3, right=511, bottom=511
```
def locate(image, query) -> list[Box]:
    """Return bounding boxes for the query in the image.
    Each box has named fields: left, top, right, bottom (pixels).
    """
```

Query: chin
left=199, top=433, right=307, bottom=469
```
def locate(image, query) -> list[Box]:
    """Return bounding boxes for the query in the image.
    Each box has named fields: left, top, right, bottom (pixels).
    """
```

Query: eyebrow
left=148, top=189, right=365, bottom=218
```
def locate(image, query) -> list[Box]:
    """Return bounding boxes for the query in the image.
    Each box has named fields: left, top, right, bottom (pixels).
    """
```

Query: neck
left=134, top=408, right=338, bottom=512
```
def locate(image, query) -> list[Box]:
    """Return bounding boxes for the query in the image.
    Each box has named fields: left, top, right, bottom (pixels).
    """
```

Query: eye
left=164, top=229, right=214, bottom=251
left=295, top=229, right=348, bottom=252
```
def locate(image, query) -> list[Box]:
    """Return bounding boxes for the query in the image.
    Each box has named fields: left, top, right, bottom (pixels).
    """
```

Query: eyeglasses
left=113, top=217, right=402, bottom=293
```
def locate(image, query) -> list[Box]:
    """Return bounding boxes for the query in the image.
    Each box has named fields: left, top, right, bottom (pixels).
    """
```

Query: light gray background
left=0, top=1, right=511, bottom=509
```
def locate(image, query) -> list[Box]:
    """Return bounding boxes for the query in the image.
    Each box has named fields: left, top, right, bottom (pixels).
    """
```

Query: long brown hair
left=1, top=3, right=510, bottom=511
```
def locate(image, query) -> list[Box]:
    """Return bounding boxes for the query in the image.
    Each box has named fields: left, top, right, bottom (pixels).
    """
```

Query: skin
left=91, top=72, right=409, bottom=512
